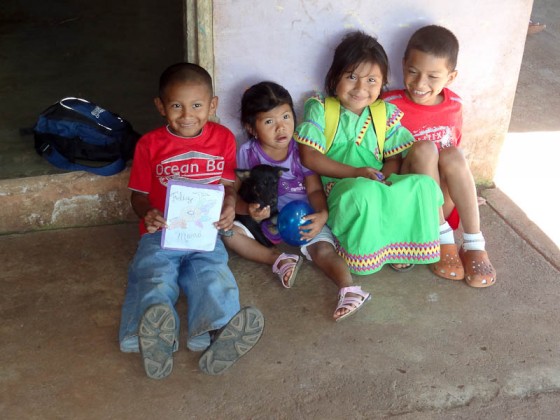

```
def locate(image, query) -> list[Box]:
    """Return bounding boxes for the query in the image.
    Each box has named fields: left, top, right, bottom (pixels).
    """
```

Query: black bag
left=33, top=97, right=140, bottom=176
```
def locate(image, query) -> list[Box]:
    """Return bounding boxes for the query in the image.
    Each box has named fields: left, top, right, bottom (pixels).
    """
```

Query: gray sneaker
left=138, top=304, right=177, bottom=380
left=198, top=306, right=264, bottom=375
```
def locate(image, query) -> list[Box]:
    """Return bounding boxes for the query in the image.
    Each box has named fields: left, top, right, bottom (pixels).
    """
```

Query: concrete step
left=1, top=169, right=135, bottom=235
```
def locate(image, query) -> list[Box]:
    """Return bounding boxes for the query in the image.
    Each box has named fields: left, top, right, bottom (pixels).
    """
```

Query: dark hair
left=325, top=31, right=390, bottom=96
left=158, top=62, right=213, bottom=97
left=404, top=25, right=459, bottom=71
left=241, top=81, right=296, bottom=136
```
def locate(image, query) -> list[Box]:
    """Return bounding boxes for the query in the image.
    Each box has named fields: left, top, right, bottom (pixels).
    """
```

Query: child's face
left=248, top=103, right=294, bottom=158
left=335, top=61, right=383, bottom=115
left=402, top=49, right=457, bottom=106
left=155, top=81, right=218, bottom=138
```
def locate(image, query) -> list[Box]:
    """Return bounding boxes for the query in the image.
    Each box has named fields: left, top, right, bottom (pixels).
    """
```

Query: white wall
left=213, top=0, right=533, bottom=183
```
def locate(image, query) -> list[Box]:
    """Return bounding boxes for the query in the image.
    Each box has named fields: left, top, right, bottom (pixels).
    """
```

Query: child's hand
left=215, top=202, right=236, bottom=232
left=144, top=208, right=167, bottom=233
left=299, top=210, right=328, bottom=241
left=248, top=203, right=271, bottom=222
left=355, top=167, right=386, bottom=183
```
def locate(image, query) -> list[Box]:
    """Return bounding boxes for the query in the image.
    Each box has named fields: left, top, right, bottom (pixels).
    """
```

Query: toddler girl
left=223, top=81, right=370, bottom=322
left=294, top=31, right=444, bottom=275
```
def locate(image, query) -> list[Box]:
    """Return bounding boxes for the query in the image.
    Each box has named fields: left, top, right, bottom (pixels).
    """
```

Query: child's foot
left=390, top=263, right=415, bottom=272
left=431, top=243, right=464, bottom=280
left=334, top=286, right=371, bottom=322
left=528, top=20, right=546, bottom=35
left=459, top=248, right=496, bottom=287
left=272, top=253, right=303, bottom=288
left=139, top=304, right=177, bottom=380
left=198, top=306, right=265, bottom=375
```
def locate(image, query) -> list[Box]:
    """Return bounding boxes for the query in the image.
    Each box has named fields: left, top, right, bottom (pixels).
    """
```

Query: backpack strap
left=323, top=97, right=386, bottom=158
left=369, top=99, right=386, bottom=158
left=40, top=142, right=125, bottom=176
left=324, top=96, right=340, bottom=153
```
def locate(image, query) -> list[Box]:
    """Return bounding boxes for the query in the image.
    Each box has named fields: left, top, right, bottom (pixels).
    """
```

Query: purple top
left=237, top=139, right=313, bottom=210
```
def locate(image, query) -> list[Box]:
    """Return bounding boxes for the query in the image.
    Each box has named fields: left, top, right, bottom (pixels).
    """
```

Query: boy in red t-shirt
left=119, top=63, right=264, bottom=379
left=383, top=25, right=496, bottom=288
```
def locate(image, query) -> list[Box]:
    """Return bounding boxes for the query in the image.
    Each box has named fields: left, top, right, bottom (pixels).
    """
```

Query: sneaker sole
left=198, top=306, right=264, bottom=375
left=139, top=304, right=177, bottom=380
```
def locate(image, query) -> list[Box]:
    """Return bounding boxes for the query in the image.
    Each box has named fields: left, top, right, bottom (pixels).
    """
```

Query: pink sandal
left=272, top=253, right=303, bottom=288
left=334, top=286, right=371, bottom=322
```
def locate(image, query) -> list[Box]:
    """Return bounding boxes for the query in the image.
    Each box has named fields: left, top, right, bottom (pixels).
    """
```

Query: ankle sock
left=439, top=222, right=455, bottom=245
left=462, top=232, right=485, bottom=251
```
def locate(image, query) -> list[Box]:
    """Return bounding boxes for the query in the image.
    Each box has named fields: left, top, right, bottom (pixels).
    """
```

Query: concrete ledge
left=1, top=169, right=136, bottom=234
left=482, top=187, right=560, bottom=271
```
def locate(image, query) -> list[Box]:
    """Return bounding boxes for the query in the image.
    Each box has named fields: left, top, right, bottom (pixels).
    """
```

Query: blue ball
left=277, top=200, right=314, bottom=246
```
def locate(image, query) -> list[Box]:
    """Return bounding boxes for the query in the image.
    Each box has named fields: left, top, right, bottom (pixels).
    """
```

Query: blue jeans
left=119, top=231, right=240, bottom=353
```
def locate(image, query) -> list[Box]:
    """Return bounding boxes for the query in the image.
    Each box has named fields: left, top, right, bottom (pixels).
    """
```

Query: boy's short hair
left=404, top=25, right=459, bottom=71
left=325, top=30, right=390, bottom=96
left=158, top=62, right=214, bottom=97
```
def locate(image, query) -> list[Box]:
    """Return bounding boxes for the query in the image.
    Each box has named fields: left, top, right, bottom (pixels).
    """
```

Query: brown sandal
left=431, top=244, right=464, bottom=280
left=528, top=21, right=546, bottom=35
left=459, top=249, right=496, bottom=288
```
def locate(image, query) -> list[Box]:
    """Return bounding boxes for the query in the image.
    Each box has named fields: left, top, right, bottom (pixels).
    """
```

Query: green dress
left=294, top=94, right=443, bottom=275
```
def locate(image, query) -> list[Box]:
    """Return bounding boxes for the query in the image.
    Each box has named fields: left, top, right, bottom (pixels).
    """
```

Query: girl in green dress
left=294, top=31, right=444, bottom=275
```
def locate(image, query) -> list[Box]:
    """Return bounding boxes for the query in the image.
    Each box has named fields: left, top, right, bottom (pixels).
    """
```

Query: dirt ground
left=1, top=0, right=560, bottom=419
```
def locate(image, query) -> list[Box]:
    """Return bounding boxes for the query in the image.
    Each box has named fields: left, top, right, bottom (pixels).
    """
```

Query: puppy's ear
left=276, top=167, right=289, bottom=177
left=235, top=169, right=252, bottom=181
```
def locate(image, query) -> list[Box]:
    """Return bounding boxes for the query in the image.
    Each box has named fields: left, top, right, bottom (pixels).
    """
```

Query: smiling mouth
left=412, top=90, right=430, bottom=96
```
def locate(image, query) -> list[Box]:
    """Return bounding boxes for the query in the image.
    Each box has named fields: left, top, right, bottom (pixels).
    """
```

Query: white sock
left=439, top=221, right=455, bottom=245
left=463, top=232, right=485, bottom=251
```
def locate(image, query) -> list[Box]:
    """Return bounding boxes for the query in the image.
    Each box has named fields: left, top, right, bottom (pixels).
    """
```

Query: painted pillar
left=183, top=0, right=214, bottom=87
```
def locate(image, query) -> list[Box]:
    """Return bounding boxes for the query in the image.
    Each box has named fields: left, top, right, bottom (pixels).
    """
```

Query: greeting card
left=161, top=180, right=224, bottom=251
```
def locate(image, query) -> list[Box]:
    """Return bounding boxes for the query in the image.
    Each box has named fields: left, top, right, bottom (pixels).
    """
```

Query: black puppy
left=235, top=164, right=288, bottom=247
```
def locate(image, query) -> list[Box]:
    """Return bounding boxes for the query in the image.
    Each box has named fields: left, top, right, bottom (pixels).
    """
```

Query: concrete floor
left=2, top=198, right=559, bottom=419
left=2, top=0, right=560, bottom=419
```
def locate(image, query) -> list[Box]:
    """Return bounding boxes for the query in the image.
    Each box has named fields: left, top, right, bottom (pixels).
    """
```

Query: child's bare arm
left=232, top=176, right=247, bottom=214
left=216, top=181, right=236, bottom=231
left=300, top=173, right=328, bottom=240
left=304, top=173, right=328, bottom=214
left=131, top=191, right=167, bottom=233
left=298, top=143, right=384, bottom=181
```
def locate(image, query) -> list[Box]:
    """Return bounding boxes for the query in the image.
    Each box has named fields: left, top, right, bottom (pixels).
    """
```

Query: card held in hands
left=161, top=180, right=224, bottom=251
